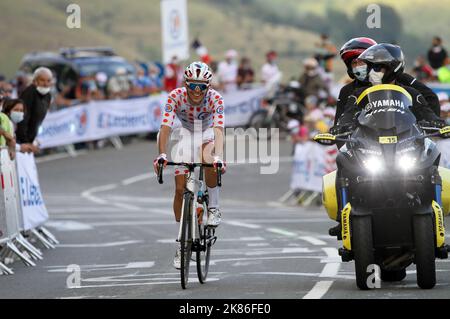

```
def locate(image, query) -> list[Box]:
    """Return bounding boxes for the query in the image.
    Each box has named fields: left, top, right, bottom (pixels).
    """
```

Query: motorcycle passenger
left=335, top=38, right=440, bottom=126
left=329, top=43, right=446, bottom=237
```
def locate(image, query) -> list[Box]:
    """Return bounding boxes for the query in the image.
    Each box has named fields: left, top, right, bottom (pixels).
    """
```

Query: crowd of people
left=0, top=34, right=449, bottom=156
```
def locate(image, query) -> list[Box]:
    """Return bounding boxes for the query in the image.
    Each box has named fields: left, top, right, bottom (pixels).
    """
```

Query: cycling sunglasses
left=186, top=82, right=208, bottom=91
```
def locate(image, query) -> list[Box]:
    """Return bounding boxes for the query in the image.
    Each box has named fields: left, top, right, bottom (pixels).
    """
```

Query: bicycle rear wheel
left=180, top=193, right=193, bottom=289
left=196, top=223, right=212, bottom=284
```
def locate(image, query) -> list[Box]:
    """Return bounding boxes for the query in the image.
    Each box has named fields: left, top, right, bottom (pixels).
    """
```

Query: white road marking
left=299, top=236, right=326, bottom=246
left=121, top=173, right=155, bottom=186
left=247, top=243, right=270, bottom=247
left=47, top=261, right=155, bottom=272
left=303, top=281, right=334, bottom=299
left=70, top=277, right=221, bottom=289
left=242, top=272, right=321, bottom=278
left=58, top=240, right=143, bottom=248
left=302, top=247, right=340, bottom=299
left=35, top=150, right=88, bottom=163
left=224, top=220, right=262, bottom=229
left=267, top=228, right=297, bottom=237
left=81, top=184, right=117, bottom=205
left=125, top=262, right=155, bottom=269
left=45, top=220, right=93, bottom=231
left=158, top=236, right=265, bottom=243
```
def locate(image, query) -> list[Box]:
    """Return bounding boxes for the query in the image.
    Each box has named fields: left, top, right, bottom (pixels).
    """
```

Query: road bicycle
left=157, top=160, right=222, bottom=289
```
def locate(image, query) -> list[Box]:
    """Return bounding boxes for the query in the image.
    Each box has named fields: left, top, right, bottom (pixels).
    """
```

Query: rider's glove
left=213, top=156, right=226, bottom=174
left=153, top=153, right=168, bottom=174
left=330, top=124, right=354, bottom=136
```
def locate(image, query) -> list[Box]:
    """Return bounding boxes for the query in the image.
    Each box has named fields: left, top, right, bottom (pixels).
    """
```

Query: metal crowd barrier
left=0, top=148, right=58, bottom=275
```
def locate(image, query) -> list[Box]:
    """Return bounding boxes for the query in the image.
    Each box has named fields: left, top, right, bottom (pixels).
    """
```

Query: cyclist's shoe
left=207, top=208, right=222, bottom=227
left=173, top=246, right=181, bottom=269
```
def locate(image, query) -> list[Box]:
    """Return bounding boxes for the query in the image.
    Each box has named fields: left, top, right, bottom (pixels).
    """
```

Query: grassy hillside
left=1, top=0, right=448, bottom=81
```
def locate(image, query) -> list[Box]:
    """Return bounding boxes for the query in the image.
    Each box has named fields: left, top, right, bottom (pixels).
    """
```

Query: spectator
left=261, top=50, right=282, bottom=97
left=1, top=82, right=14, bottom=99
left=427, top=36, right=448, bottom=70
left=95, top=72, right=109, bottom=98
left=107, top=67, right=131, bottom=99
left=437, top=58, right=450, bottom=84
left=2, top=98, right=27, bottom=159
left=314, top=34, right=337, bottom=73
left=132, top=67, right=152, bottom=97
left=217, top=49, right=239, bottom=93
left=437, top=92, right=450, bottom=124
left=209, top=61, right=220, bottom=91
left=412, top=55, right=434, bottom=82
left=299, top=58, right=329, bottom=99
left=237, top=57, right=255, bottom=89
left=164, top=55, right=182, bottom=92
left=16, top=67, right=53, bottom=154
left=15, top=71, right=32, bottom=97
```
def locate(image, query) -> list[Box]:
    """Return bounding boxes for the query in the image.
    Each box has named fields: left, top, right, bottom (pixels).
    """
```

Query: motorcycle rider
left=335, top=38, right=440, bottom=126
left=329, top=43, right=446, bottom=237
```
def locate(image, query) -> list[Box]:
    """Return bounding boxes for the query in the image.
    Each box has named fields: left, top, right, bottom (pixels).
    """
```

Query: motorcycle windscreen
left=356, top=85, right=416, bottom=134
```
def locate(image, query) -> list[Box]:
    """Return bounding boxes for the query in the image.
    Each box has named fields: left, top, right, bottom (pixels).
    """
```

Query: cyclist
left=153, top=61, right=226, bottom=269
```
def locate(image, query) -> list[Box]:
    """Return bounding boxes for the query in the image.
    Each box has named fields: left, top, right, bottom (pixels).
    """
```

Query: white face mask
left=368, top=69, right=384, bottom=85
left=10, top=111, right=24, bottom=124
left=36, top=86, right=51, bottom=95
left=352, top=65, right=368, bottom=81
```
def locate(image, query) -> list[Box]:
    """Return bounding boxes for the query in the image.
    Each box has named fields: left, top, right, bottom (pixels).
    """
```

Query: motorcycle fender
left=432, top=200, right=446, bottom=248
left=341, top=203, right=352, bottom=251
left=322, top=170, right=338, bottom=220
left=438, top=166, right=450, bottom=216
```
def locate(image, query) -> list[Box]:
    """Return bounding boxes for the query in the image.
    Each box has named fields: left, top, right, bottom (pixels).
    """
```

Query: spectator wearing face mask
left=0, top=99, right=26, bottom=159
left=16, top=67, right=53, bottom=154
left=428, top=36, right=448, bottom=70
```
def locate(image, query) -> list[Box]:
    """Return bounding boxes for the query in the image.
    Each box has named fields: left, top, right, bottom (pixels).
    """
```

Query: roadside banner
left=160, top=0, right=189, bottom=64
left=290, top=142, right=337, bottom=192
left=37, top=89, right=265, bottom=149
left=16, top=152, right=48, bottom=231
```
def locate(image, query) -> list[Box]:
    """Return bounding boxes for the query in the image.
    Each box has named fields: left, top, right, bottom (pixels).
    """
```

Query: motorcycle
left=314, top=84, right=450, bottom=290
left=248, top=81, right=305, bottom=140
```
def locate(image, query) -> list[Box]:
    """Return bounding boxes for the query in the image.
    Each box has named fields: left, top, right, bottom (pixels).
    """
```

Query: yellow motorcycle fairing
left=438, top=166, right=450, bottom=216
left=322, top=170, right=338, bottom=220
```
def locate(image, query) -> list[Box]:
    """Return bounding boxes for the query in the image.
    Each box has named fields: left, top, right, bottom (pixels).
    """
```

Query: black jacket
left=334, top=73, right=440, bottom=126
left=337, top=83, right=440, bottom=129
left=16, top=84, right=51, bottom=144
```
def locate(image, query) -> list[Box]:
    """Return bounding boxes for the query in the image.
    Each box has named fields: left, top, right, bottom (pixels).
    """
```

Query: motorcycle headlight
left=398, top=155, right=416, bottom=171
left=363, top=157, right=384, bottom=174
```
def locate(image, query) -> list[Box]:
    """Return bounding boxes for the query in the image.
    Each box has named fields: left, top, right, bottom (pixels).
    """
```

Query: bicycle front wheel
left=180, top=193, right=193, bottom=289
left=196, top=223, right=212, bottom=284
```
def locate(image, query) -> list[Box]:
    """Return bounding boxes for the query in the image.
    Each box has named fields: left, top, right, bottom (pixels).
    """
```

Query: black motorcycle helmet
left=358, top=43, right=405, bottom=84
left=340, top=37, right=377, bottom=79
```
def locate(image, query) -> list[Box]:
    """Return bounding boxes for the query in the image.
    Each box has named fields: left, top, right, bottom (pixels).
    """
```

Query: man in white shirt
left=217, top=49, right=238, bottom=93
left=261, top=51, right=282, bottom=97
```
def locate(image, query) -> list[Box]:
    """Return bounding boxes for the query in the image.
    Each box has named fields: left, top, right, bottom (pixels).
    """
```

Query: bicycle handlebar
left=157, top=161, right=222, bottom=187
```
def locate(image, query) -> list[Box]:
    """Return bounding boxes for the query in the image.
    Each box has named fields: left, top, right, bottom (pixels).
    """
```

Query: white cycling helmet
left=184, top=61, right=213, bottom=83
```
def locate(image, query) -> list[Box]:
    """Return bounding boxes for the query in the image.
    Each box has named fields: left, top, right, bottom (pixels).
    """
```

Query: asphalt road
left=0, top=137, right=449, bottom=299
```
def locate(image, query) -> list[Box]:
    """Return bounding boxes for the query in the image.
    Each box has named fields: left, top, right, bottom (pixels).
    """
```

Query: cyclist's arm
left=213, top=127, right=224, bottom=158
left=212, top=93, right=225, bottom=158
left=159, top=91, right=178, bottom=154
left=158, top=125, right=171, bottom=155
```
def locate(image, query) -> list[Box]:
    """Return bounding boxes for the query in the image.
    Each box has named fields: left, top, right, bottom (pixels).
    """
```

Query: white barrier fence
left=290, top=142, right=337, bottom=193
left=0, top=148, right=57, bottom=275
left=37, top=88, right=266, bottom=149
